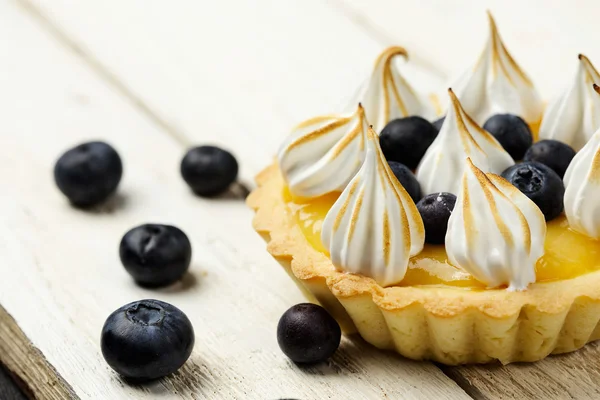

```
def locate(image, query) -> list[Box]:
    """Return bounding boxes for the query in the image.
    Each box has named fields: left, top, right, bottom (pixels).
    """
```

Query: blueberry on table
left=277, top=303, right=341, bottom=364
left=524, top=139, right=576, bottom=178
left=501, top=162, right=565, bottom=221
left=181, top=146, right=238, bottom=197
left=388, top=161, right=422, bottom=203
left=119, top=224, right=192, bottom=287
left=101, top=299, right=194, bottom=380
left=432, top=116, right=445, bottom=132
left=483, top=114, right=533, bottom=160
left=379, top=117, right=438, bottom=170
left=54, top=141, right=122, bottom=207
left=416, top=192, right=457, bottom=244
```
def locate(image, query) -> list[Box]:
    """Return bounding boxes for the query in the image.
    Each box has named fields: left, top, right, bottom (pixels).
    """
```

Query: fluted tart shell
left=247, top=163, right=600, bottom=365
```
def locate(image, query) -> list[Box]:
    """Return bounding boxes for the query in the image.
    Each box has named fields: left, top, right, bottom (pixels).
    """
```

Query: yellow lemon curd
left=283, top=187, right=600, bottom=288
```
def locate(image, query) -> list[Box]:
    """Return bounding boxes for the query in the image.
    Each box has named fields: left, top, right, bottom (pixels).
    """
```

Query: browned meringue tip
left=578, top=53, right=586, bottom=61
left=366, top=125, right=378, bottom=140
left=487, top=10, right=498, bottom=32
left=593, top=83, right=600, bottom=95
left=447, top=88, right=460, bottom=104
left=465, top=157, right=475, bottom=169
left=356, top=102, right=365, bottom=114
left=375, top=46, right=409, bottom=66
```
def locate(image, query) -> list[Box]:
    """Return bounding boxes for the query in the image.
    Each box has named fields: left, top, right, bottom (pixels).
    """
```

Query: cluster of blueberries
left=382, top=113, right=573, bottom=244
left=53, top=141, right=340, bottom=383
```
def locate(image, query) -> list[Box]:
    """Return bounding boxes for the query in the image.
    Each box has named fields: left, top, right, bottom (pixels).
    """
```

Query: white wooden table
left=2, top=1, right=600, bottom=399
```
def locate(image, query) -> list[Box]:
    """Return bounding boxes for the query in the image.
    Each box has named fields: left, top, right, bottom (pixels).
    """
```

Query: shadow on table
left=293, top=334, right=425, bottom=376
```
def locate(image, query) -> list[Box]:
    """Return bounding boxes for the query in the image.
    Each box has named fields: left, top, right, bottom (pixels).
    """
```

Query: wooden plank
left=441, top=342, right=600, bottom=399
left=0, top=1, right=469, bottom=399
left=0, top=306, right=75, bottom=400
left=24, top=0, right=444, bottom=153
left=330, top=0, right=600, bottom=99
left=13, top=0, right=600, bottom=398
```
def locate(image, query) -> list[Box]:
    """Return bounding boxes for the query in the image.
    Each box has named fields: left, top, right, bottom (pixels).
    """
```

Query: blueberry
left=483, top=114, right=533, bottom=160
left=54, top=141, right=122, bottom=207
left=501, top=162, right=564, bottom=221
left=379, top=117, right=438, bottom=170
left=119, top=224, right=192, bottom=287
left=277, top=303, right=341, bottom=364
left=181, top=146, right=238, bottom=197
left=388, top=161, right=421, bottom=203
left=432, top=116, right=445, bottom=132
left=416, top=193, right=457, bottom=244
left=523, top=140, right=576, bottom=179
left=101, top=300, right=194, bottom=380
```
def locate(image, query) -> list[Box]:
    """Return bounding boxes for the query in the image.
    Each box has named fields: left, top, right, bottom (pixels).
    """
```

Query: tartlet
left=249, top=163, right=600, bottom=365
left=248, top=14, right=600, bottom=365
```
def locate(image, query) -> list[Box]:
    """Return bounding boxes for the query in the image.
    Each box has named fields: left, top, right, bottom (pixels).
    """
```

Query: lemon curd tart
left=249, top=163, right=600, bottom=365
left=249, top=14, right=600, bottom=364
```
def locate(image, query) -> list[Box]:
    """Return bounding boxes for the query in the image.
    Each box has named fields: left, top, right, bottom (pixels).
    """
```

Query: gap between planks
left=0, top=304, right=77, bottom=400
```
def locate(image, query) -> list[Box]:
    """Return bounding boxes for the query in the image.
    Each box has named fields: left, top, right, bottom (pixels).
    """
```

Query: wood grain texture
left=0, top=1, right=468, bottom=399
left=0, top=306, right=75, bottom=400
left=5, top=0, right=600, bottom=399
left=441, top=342, right=600, bottom=400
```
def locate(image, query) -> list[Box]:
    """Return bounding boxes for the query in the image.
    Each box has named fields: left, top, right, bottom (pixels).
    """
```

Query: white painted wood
left=0, top=1, right=469, bottom=399
left=332, top=0, right=600, bottom=100
left=24, top=0, right=444, bottom=157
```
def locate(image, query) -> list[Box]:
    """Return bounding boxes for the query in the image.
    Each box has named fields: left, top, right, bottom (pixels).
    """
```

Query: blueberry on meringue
left=379, top=116, right=438, bottom=169
left=416, top=192, right=456, bottom=244
left=388, top=161, right=421, bottom=203
left=524, top=140, right=576, bottom=178
left=501, top=162, right=564, bottom=221
left=483, top=114, right=533, bottom=160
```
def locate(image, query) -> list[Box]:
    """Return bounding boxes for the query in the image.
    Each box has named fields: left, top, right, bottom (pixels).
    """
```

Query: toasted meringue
left=321, top=127, right=425, bottom=287
left=445, top=159, right=546, bottom=290
left=416, top=89, right=514, bottom=195
left=450, top=13, right=543, bottom=125
left=349, top=46, right=435, bottom=133
left=564, top=111, right=600, bottom=239
left=539, top=55, right=600, bottom=150
left=278, top=104, right=368, bottom=198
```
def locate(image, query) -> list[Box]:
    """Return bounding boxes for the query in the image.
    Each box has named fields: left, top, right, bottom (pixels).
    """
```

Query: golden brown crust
left=248, top=163, right=600, bottom=364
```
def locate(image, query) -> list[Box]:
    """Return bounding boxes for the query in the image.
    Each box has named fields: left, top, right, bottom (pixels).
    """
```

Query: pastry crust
left=248, top=163, right=600, bottom=364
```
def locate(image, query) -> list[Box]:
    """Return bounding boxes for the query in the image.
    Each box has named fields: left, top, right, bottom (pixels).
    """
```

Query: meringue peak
left=349, top=46, right=434, bottom=132
left=487, top=12, right=533, bottom=88
left=539, top=54, right=600, bottom=150
left=446, top=158, right=546, bottom=290
left=450, top=13, right=542, bottom=125
left=416, top=89, right=514, bottom=195
left=564, top=128, right=600, bottom=238
left=278, top=103, right=368, bottom=198
left=321, top=127, right=424, bottom=287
